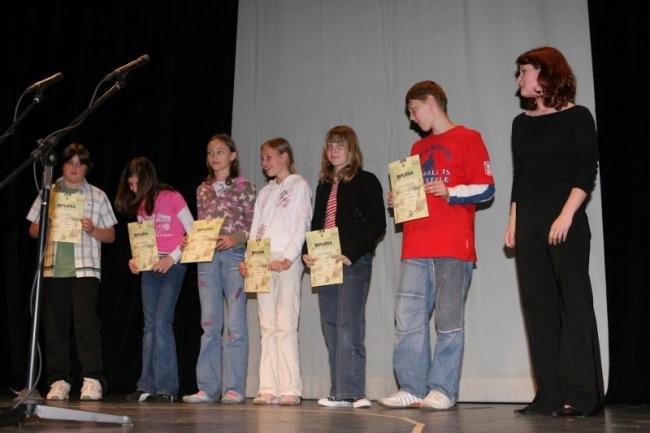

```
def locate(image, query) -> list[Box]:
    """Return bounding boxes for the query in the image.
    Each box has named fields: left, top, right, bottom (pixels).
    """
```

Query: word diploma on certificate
left=181, top=218, right=224, bottom=263
left=49, top=192, right=84, bottom=243
left=244, top=238, right=271, bottom=293
left=306, top=227, right=343, bottom=287
left=128, top=220, right=159, bottom=272
left=388, top=154, right=429, bottom=223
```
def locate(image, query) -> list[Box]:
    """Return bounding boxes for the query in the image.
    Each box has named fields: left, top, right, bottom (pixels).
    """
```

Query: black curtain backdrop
left=588, top=2, right=649, bottom=404
left=1, top=1, right=648, bottom=404
left=0, top=1, right=239, bottom=396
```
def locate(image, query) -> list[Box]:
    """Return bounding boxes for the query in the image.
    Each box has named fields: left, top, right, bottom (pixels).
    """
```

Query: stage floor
left=0, top=395, right=648, bottom=432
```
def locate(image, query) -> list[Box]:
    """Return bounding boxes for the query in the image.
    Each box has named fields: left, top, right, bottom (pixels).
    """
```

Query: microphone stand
left=0, top=80, right=132, bottom=427
left=0, top=92, right=45, bottom=147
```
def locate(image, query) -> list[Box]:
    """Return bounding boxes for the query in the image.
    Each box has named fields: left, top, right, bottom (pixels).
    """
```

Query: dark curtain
left=588, top=1, right=650, bottom=404
left=0, top=1, right=238, bottom=396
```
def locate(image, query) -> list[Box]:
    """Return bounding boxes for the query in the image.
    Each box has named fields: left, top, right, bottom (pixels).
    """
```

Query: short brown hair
left=405, top=80, right=448, bottom=113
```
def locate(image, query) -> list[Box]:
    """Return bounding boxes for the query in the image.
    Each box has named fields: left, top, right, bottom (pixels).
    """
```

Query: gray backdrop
left=231, top=0, right=607, bottom=402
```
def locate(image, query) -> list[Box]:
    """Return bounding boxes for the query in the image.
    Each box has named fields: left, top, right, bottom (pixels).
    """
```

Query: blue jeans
left=138, top=262, right=186, bottom=397
left=393, top=258, right=472, bottom=402
left=318, top=253, right=372, bottom=399
left=195, top=246, right=248, bottom=400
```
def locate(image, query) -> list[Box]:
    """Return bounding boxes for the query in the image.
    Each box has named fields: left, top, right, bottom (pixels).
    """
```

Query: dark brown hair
left=61, top=142, right=93, bottom=173
left=114, top=156, right=174, bottom=217
left=204, top=133, right=240, bottom=185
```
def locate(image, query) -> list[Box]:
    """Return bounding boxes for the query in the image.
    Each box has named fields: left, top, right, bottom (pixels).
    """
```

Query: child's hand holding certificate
left=388, top=155, right=429, bottom=223
left=305, top=227, right=343, bottom=287
left=127, top=220, right=159, bottom=271
left=49, top=192, right=85, bottom=243
left=244, top=238, right=271, bottom=293
left=181, top=218, right=224, bottom=263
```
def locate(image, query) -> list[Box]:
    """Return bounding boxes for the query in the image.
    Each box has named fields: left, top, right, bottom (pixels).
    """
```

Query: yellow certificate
left=49, top=192, right=84, bottom=243
left=305, top=227, right=343, bottom=287
left=388, top=155, right=429, bottom=223
left=127, top=220, right=159, bottom=271
left=244, top=238, right=271, bottom=293
left=181, top=218, right=224, bottom=263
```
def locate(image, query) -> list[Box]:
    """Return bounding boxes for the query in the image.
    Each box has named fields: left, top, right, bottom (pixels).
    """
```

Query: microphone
left=26, top=72, right=63, bottom=93
left=103, top=54, right=150, bottom=80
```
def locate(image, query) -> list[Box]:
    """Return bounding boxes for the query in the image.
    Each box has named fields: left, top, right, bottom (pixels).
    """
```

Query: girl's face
left=62, top=155, right=87, bottom=187
left=326, top=140, right=349, bottom=172
left=128, top=175, right=139, bottom=194
left=207, top=139, right=236, bottom=179
left=516, top=64, right=542, bottom=98
left=261, top=145, right=290, bottom=181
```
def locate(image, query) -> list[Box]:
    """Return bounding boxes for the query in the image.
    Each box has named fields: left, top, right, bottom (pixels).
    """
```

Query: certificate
left=127, top=220, right=159, bottom=272
left=305, top=227, right=343, bottom=287
left=388, top=155, right=429, bottom=223
left=49, top=192, right=84, bottom=243
left=244, top=238, right=271, bottom=293
left=181, top=218, right=224, bottom=263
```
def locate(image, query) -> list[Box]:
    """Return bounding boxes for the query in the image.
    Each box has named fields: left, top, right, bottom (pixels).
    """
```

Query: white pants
left=256, top=253, right=303, bottom=397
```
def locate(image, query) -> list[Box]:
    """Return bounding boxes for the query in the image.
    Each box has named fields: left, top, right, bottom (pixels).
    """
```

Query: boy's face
left=407, top=95, right=435, bottom=132
left=62, top=155, right=87, bottom=186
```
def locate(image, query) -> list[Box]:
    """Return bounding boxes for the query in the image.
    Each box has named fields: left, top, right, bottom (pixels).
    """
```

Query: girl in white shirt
left=239, top=138, right=312, bottom=406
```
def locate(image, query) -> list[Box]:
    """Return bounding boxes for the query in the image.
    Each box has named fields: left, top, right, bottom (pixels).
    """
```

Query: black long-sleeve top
left=510, top=105, right=598, bottom=204
left=308, top=169, right=386, bottom=264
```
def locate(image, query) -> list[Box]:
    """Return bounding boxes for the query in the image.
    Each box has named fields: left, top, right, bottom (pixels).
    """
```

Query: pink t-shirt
left=138, top=189, right=189, bottom=254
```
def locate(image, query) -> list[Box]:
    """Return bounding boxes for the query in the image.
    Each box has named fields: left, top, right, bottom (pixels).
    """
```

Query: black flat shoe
left=551, top=406, right=584, bottom=417
left=514, top=405, right=538, bottom=415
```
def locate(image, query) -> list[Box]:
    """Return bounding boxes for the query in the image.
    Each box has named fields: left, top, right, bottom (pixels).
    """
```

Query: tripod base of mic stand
left=11, top=388, right=133, bottom=427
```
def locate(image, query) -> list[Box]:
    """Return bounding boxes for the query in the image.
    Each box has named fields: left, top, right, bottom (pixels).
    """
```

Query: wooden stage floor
left=0, top=395, right=648, bottom=433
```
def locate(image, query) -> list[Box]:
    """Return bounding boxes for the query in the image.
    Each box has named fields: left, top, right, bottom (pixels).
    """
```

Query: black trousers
left=42, top=276, right=105, bottom=390
left=515, top=197, right=604, bottom=415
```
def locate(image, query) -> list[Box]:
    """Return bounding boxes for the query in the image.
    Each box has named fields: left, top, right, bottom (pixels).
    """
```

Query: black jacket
left=307, top=170, right=386, bottom=264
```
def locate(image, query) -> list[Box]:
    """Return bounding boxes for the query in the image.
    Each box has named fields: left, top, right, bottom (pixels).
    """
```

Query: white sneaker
left=421, top=389, right=454, bottom=410
left=352, top=398, right=372, bottom=408
left=378, top=390, right=422, bottom=408
left=47, top=380, right=71, bottom=400
left=80, top=378, right=103, bottom=401
left=221, top=390, right=244, bottom=404
left=182, top=391, right=215, bottom=404
left=318, top=397, right=352, bottom=407
left=317, top=396, right=371, bottom=408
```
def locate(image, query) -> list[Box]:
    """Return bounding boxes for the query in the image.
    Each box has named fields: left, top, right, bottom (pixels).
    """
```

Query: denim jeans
left=318, top=253, right=372, bottom=399
left=393, top=258, right=472, bottom=402
left=195, top=246, right=248, bottom=400
left=137, top=262, right=186, bottom=397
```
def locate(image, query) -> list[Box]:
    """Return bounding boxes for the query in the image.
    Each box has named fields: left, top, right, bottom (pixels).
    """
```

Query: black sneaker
left=126, top=389, right=151, bottom=402
left=146, top=393, right=176, bottom=402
